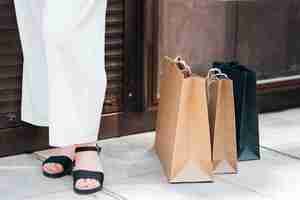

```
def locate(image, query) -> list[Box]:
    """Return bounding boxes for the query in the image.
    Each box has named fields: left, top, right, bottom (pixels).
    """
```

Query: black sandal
left=73, top=144, right=104, bottom=195
left=42, top=155, right=74, bottom=178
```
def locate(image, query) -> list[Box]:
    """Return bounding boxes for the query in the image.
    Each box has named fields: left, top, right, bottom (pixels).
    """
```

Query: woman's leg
left=42, top=0, right=108, bottom=147
left=14, top=0, right=76, bottom=175
left=42, top=0, right=108, bottom=190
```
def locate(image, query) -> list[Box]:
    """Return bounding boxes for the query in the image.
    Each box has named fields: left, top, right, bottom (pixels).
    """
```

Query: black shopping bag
left=212, top=62, right=260, bottom=161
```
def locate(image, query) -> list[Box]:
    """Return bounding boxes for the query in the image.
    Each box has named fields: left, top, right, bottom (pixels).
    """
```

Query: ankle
left=51, top=145, right=76, bottom=159
left=75, top=142, right=97, bottom=148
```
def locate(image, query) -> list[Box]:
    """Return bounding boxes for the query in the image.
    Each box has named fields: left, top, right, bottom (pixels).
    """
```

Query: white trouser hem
left=21, top=114, right=49, bottom=127
left=49, top=135, right=99, bottom=148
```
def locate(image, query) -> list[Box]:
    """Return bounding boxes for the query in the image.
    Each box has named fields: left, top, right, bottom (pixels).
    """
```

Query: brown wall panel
left=158, top=0, right=237, bottom=68
left=236, top=0, right=299, bottom=79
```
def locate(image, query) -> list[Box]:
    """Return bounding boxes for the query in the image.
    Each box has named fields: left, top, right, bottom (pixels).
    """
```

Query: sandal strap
left=75, top=144, right=102, bottom=154
left=73, top=170, right=104, bottom=185
left=75, top=146, right=97, bottom=153
left=42, top=156, right=73, bottom=169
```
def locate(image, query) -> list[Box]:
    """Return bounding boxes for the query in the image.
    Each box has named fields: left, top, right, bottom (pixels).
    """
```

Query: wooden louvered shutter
left=103, top=0, right=125, bottom=113
left=0, top=0, right=22, bottom=129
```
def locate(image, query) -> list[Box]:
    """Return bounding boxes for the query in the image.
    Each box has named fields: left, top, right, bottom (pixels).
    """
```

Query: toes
left=76, top=179, right=89, bottom=190
left=43, top=163, right=54, bottom=174
left=87, top=179, right=99, bottom=188
left=75, top=179, right=81, bottom=187
left=53, top=164, right=63, bottom=172
left=43, top=163, right=63, bottom=174
left=91, top=179, right=100, bottom=187
left=75, top=178, right=100, bottom=190
left=43, top=164, right=50, bottom=172
left=49, top=163, right=61, bottom=173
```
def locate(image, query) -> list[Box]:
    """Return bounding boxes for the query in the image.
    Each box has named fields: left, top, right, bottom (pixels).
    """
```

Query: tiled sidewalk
left=1, top=108, right=300, bottom=200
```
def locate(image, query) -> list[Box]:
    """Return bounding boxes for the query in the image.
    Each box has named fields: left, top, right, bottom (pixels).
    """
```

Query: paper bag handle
left=207, top=68, right=222, bottom=79
left=214, top=73, right=229, bottom=80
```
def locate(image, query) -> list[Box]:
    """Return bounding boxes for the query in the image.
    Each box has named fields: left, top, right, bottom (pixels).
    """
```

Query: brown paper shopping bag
left=206, top=71, right=238, bottom=174
left=155, top=56, right=213, bottom=183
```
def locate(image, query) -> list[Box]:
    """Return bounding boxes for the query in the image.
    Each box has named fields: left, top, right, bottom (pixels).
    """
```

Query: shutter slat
left=0, top=65, right=22, bottom=78
left=103, top=0, right=124, bottom=113
left=0, top=89, right=21, bottom=102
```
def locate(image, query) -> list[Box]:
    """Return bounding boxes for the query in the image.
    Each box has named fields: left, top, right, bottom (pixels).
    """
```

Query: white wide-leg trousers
left=14, top=0, right=108, bottom=147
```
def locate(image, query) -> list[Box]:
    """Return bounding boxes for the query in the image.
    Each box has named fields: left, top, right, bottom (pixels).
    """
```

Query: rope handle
left=207, top=68, right=229, bottom=80
left=207, top=68, right=222, bottom=79
left=214, top=73, right=229, bottom=80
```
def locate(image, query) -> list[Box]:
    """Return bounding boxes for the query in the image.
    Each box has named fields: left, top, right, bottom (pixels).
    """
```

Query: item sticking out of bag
left=174, top=56, right=192, bottom=78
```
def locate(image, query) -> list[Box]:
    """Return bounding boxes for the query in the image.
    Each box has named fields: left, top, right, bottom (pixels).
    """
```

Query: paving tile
left=219, top=148, right=300, bottom=200
left=0, top=154, right=40, bottom=170
left=23, top=190, right=116, bottom=200
left=104, top=169, right=271, bottom=200
left=99, top=132, right=162, bottom=183
left=259, top=108, right=300, bottom=158
left=260, top=108, right=300, bottom=122
left=0, top=168, right=71, bottom=200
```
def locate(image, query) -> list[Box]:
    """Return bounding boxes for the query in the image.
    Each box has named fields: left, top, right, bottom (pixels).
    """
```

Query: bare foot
left=74, top=143, right=103, bottom=190
left=42, top=145, right=75, bottom=174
